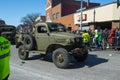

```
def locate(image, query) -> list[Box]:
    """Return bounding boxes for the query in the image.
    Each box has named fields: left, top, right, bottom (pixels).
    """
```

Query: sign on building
left=74, top=13, right=87, bottom=24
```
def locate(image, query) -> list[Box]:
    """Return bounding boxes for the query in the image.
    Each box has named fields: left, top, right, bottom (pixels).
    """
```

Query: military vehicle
left=16, top=22, right=88, bottom=68
left=0, top=25, right=16, bottom=44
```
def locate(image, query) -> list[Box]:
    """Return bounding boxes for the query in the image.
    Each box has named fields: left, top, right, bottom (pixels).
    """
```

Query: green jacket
left=98, top=34, right=102, bottom=42
left=0, top=36, right=11, bottom=80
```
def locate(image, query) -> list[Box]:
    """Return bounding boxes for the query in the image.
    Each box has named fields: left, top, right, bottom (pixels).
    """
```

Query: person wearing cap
left=0, top=33, right=11, bottom=80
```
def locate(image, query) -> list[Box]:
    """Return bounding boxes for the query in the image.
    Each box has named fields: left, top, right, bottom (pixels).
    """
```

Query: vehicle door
left=35, top=24, right=49, bottom=51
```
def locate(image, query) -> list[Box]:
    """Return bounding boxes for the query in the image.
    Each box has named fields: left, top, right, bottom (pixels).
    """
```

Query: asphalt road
left=9, top=45, right=120, bottom=80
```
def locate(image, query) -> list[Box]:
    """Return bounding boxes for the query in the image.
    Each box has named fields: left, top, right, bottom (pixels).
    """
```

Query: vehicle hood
left=51, top=32, right=81, bottom=39
left=49, top=32, right=82, bottom=45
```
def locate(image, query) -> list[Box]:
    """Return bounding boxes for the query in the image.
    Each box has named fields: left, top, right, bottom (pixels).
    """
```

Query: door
left=35, top=25, right=49, bottom=51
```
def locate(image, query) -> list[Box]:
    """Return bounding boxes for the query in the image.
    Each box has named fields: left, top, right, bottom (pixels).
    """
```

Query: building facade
left=74, top=2, right=120, bottom=31
left=46, top=0, right=100, bottom=30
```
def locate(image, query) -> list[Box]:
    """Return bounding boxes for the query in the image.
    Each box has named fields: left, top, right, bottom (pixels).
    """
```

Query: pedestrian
left=0, top=32, right=11, bottom=80
left=82, top=30, right=91, bottom=51
left=98, top=29, right=103, bottom=50
left=102, top=28, right=109, bottom=49
left=114, top=28, right=119, bottom=48
left=117, top=28, right=120, bottom=48
left=108, top=28, right=115, bottom=49
left=94, top=29, right=99, bottom=50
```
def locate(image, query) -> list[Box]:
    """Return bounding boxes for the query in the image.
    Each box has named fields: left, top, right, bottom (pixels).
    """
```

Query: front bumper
left=64, top=42, right=88, bottom=55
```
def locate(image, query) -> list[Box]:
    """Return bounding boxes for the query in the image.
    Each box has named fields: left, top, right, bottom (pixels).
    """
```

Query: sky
left=0, top=0, right=115, bottom=26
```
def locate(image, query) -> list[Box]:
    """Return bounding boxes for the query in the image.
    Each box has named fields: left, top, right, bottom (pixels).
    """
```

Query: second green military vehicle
left=0, top=25, right=16, bottom=44
left=16, top=22, right=88, bottom=68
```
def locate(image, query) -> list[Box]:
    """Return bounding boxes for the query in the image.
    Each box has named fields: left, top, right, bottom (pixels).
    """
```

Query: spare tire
left=23, top=34, right=35, bottom=50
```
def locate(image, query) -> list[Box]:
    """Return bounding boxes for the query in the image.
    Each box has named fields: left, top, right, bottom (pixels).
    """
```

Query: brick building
left=46, top=0, right=100, bottom=30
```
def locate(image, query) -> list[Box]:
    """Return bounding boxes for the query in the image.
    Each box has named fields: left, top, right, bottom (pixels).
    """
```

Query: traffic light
left=117, top=0, right=120, bottom=7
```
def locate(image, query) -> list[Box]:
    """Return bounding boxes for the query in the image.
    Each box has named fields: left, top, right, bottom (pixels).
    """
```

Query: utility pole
left=80, top=0, right=83, bottom=30
left=119, top=17, right=120, bottom=28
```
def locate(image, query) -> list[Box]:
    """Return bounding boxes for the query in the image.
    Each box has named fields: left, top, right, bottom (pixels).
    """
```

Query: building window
left=56, top=12, right=60, bottom=19
left=53, top=14, right=56, bottom=20
left=53, top=12, right=60, bottom=20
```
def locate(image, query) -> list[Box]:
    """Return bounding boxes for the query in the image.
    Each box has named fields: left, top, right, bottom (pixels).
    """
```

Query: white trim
left=46, top=0, right=52, bottom=10
left=46, top=5, right=52, bottom=10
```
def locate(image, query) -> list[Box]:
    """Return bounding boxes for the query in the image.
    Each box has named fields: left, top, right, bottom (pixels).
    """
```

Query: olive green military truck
left=16, top=22, right=88, bottom=68
left=0, top=25, right=16, bottom=44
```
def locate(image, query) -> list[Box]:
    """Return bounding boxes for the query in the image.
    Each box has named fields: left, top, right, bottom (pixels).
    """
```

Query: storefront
left=74, top=2, right=120, bottom=30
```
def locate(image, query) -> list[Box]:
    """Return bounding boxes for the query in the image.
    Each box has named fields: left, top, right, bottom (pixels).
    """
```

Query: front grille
left=64, top=38, right=84, bottom=52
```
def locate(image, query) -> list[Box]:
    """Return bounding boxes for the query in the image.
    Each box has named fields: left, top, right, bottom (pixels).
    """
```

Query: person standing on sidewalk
left=108, top=28, right=115, bottom=49
left=82, top=30, right=91, bottom=51
left=94, top=29, right=99, bottom=50
left=102, top=28, right=109, bottom=49
left=98, top=29, right=103, bottom=50
left=0, top=33, right=11, bottom=80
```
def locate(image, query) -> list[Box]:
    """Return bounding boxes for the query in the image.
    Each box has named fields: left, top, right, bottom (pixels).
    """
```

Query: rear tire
left=18, top=45, right=29, bottom=60
left=23, top=34, right=35, bottom=50
left=52, top=48, right=70, bottom=68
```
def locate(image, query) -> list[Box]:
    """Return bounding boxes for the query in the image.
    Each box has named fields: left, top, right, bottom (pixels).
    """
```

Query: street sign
left=76, top=7, right=86, bottom=12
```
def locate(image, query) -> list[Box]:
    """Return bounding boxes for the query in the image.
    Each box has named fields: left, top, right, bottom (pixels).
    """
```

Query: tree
left=21, top=13, right=40, bottom=27
left=0, top=19, right=5, bottom=25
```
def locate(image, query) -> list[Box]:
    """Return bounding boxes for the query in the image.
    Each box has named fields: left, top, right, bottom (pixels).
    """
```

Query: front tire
left=74, top=48, right=88, bottom=62
left=52, top=48, right=70, bottom=68
left=18, top=45, right=29, bottom=60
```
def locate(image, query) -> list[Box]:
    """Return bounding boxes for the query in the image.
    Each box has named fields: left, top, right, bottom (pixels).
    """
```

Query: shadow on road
left=69, top=54, right=109, bottom=69
left=27, top=53, right=53, bottom=62
left=27, top=54, right=42, bottom=60
left=26, top=53, right=108, bottom=69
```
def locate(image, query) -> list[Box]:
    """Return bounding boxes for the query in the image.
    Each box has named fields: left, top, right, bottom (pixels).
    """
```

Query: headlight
left=75, top=38, right=80, bottom=42
left=66, top=38, right=74, bottom=44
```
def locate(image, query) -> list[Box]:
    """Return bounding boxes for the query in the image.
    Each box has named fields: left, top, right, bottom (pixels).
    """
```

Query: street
left=9, top=45, right=120, bottom=80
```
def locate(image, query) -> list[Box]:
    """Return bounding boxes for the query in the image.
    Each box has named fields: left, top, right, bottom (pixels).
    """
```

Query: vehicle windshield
left=48, top=23, right=66, bottom=32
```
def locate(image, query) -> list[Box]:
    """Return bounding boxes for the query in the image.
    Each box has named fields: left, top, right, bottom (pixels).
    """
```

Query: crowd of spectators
left=72, top=28, right=120, bottom=51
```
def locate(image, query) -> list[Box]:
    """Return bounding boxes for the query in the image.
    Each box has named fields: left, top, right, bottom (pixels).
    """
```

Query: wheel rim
left=56, top=54, right=64, bottom=63
left=20, top=47, right=25, bottom=56
left=26, top=38, right=31, bottom=45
